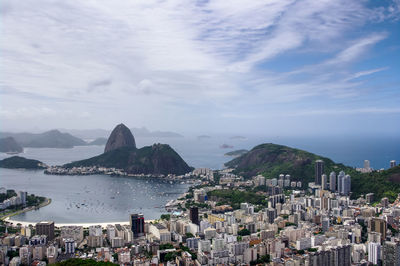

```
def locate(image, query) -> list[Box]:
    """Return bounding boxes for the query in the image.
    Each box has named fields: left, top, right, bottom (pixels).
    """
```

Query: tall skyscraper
left=338, top=171, right=350, bottom=195
left=342, top=174, right=351, bottom=196
left=329, top=171, right=336, bottom=192
left=321, top=174, right=327, bottom=190
left=130, top=213, right=145, bottom=238
left=36, top=221, right=55, bottom=241
left=391, top=160, right=397, bottom=168
left=315, top=160, right=324, bottom=185
left=190, top=207, right=199, bottom=225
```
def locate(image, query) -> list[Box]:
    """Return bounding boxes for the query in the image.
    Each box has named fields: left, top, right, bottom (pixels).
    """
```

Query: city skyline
left=1, top=0, right=399, bottom=136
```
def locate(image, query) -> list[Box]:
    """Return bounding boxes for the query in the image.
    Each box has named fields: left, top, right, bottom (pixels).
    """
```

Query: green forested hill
left=225, top=143, right=400, bottom=201
left=0, top=156, right=46, bottom=169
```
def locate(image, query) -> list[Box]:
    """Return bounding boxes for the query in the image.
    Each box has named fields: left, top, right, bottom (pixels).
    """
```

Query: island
left=197, top=135, right=211, bottom=140
left=229, top=135, right=247, bottom=140
left=220, top=144, right=234, bottom=149
left=51, top=124, right=192, bottom=176
left=0, top=156, right=47, bottom=169
left=131, top=127, right=184, bottom=138
left=0, top=137, right=23, bottom=153
left=224, top=149, right=248, bottom=157
left=87, top=137, right=108, bottom=146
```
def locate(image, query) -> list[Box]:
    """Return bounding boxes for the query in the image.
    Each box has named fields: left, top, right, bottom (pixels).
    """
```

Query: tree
left=161, top=214, right=171, bottom=220
left=186, top=232, right=194, bottom=238
left=238, top=228, right=251, bottom=236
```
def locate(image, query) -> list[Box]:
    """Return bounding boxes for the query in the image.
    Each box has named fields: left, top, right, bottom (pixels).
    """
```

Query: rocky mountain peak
left=104, top=123, right=136, bottom=153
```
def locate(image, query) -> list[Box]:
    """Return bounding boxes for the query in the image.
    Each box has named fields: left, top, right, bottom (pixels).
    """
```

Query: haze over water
left=0, top=134, right=399, bottom=223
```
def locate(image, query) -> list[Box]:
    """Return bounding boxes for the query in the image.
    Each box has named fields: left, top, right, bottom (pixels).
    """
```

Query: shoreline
left=1, top=171, right=193, bottom=229
left=3, top=218, right=155, bottom=228
left=0, top=197, right=52, bottom=221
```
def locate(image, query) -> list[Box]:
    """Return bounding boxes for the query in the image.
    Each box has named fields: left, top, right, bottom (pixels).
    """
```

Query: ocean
left=0, top=135, right=399, bottom=223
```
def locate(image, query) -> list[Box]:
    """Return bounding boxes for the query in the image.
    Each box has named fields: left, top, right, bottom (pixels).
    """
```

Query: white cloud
left=0, top=0, right=398, bottom=133
left=346, top=67, right=388, bottom=81
left=287, top=107, right=400, bottom=116
left=326, top=33, right=388, bottom=65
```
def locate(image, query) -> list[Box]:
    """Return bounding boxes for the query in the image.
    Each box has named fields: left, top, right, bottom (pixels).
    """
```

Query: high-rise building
left=383, top=240, right=400, bottom=266
left=64, top=239, right=75, bottom=254
left=321, top=174, right=327, bottom=190
left=130, top=213, right=145, bottom=238
left=369, top=218, right=387, bottom=241
left=267, top=208, right=277, bottom=224
left=338, top=172, right=351, bottom=195
left=391, top=160, right=397, bottom=168
left=190, top=207, right=199, bottom=225
left=343, top=175, right=351, bottom=195
left=338, top=171, right=345, bottom=194
left=18, top=191, right=27, bottom=205
left=315, top=160, right=324, bottom=185
left=329, top=172, right=336, bottom=192
left=368, top=242, right=381, bottom=265
left=36, top=221, right=55, bottom=241
left=364, top=160, right=371, bottom=170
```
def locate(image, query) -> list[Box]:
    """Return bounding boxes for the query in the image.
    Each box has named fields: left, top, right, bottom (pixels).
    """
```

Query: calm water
left=0, top=169, right=189, bottom=222
left=0, top=135, right=399, bottom=223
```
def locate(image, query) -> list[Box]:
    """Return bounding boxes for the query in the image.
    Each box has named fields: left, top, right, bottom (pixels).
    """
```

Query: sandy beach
left=4, top=217, right=129, bottom=228
left=3, top=217, right=155, bottom=228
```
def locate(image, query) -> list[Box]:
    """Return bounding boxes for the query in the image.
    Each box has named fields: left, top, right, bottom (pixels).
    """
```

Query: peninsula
left=61, top=124, right=192, bottom=175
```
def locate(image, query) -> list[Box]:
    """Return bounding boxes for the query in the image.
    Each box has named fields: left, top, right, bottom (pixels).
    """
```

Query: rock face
left=104, top=124, right=136, bottom=153
left=65, top=123, right=192, bottom=175
left=0, top=137, right=23, bottom=153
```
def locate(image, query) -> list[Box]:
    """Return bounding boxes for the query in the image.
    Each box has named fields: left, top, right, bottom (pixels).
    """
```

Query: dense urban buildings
left=2, top=162, right=400, bottom=265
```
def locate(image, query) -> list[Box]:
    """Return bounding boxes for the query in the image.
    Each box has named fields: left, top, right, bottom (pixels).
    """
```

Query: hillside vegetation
left=225, top=143, right=400, bottom=201
left=0, top=156, right=46, bottom=169
left=64, top=144, right=192, bottom=175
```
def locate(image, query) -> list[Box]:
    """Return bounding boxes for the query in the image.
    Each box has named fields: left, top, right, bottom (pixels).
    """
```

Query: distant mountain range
left=59, top=127, right=184, bottom=139
left=0, top=130, right=86, bottom=149
left=87, top=138, right=108, bottom=146
left=0, top=126, right=183, bottom=151
left=0, top=137, right=23, bottom=153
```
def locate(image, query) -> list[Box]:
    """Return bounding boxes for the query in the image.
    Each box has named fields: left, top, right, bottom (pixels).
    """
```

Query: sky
left=1, top=0, right=400, bottom=137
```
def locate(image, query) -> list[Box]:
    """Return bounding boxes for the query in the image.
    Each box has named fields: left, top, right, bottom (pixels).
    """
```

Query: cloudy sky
left=1, top=0, right=399, bottom=136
